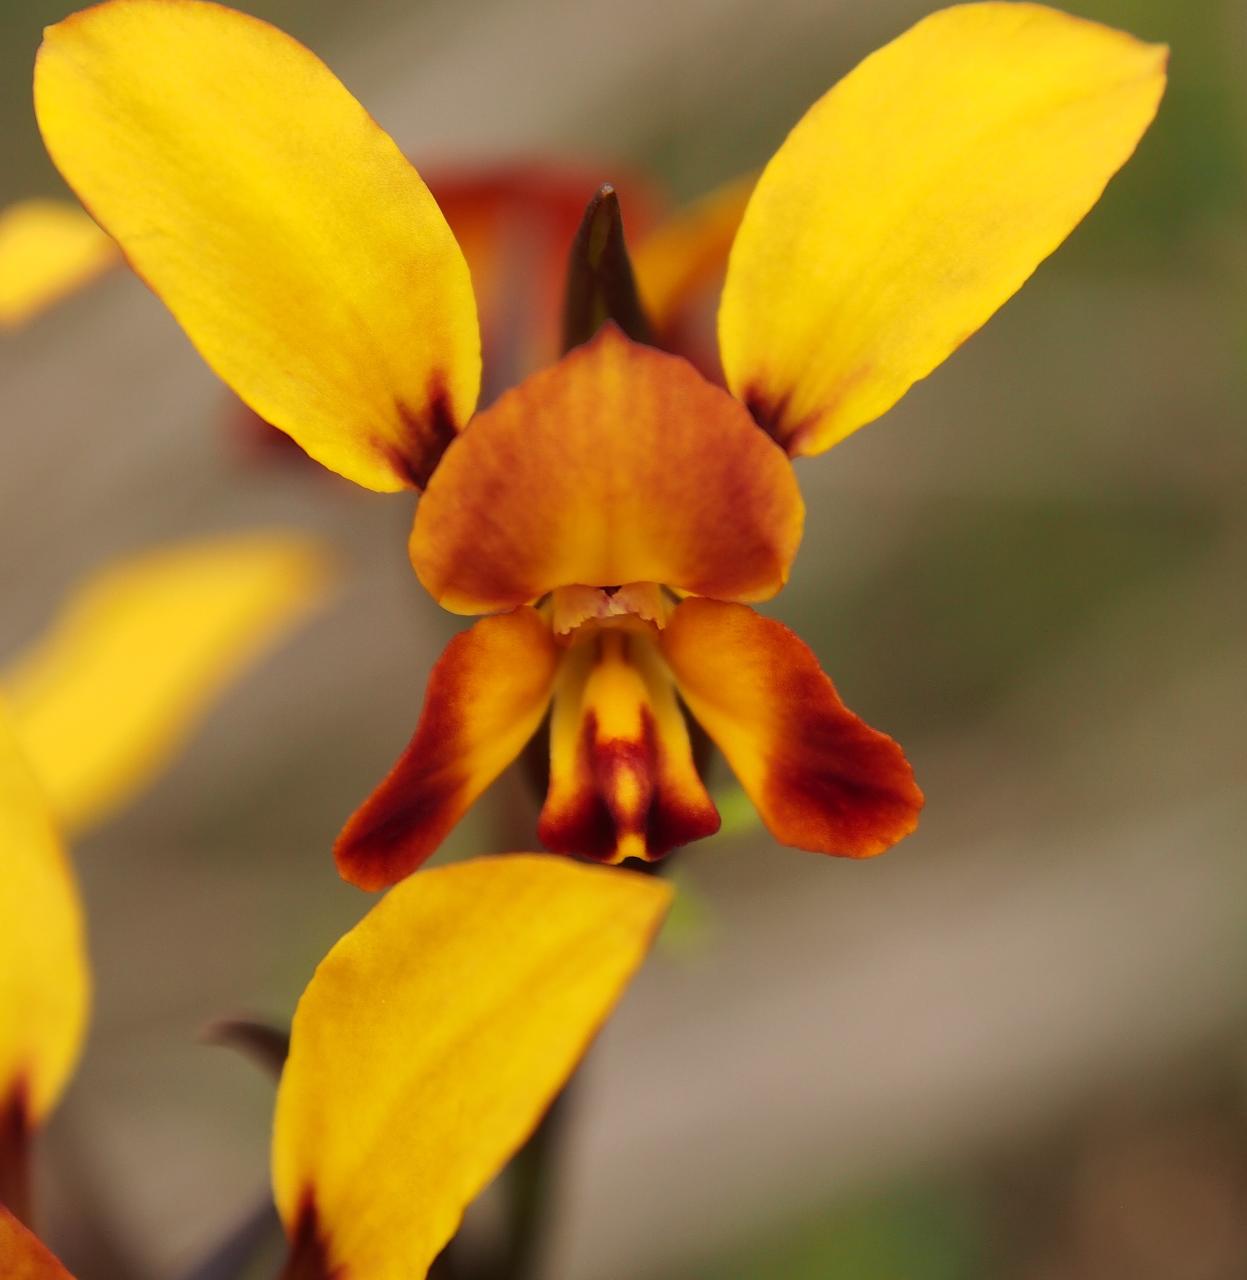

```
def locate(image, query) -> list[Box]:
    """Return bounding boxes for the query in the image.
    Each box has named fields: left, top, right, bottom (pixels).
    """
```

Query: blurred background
left=2, top=0, right=1245, bottom=1276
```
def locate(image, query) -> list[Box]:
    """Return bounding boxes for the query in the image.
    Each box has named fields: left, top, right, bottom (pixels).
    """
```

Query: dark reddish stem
left=0, top=1083, right=32, bottom=1227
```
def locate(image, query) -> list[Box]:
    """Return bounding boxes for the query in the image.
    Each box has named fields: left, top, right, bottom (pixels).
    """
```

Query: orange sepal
left=411, top=324, right=804, bottom=613
left=661, top=599, right=922, bottom=856
left=335, top=608, right=559, bottom=889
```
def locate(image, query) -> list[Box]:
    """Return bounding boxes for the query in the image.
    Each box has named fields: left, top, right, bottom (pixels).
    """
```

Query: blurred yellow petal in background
left=272, top=855, right=672, bottom=1280
left=633, top=170, right=755, bottom=340
left=1, top=533, right=332, bottom=836
left=35, top=0, right=481, bottom=492
left=720, top=2, right=1168, bottom=456
left=0, top=704, right=89, bottom=1181
left=0, top=1205, right=75, bottom=1280
left=0, top=199, right=115, bottom=330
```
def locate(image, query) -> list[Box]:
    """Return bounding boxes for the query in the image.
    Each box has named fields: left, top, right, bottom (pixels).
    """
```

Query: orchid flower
left=0, top=533, right=329, bottom=1222
left=35, top=1, right=1166, bottom=886
left=0, top=712, right=670, bottom=1280
left=2, top=534, right=332, bottom=835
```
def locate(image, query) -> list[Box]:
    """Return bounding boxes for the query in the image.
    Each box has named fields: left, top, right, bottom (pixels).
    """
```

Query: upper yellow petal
left=0, top=199, right=116, bottom=330
left=271, top=855, right=671, bottom=1280
left=35, top=0, right=481, bottom=491
left=1, top=533, right=332, bottom=836
left=0, top=703, right=89, bottom=1127
left=0, top=1207, right=76, bottom=1280
left=719, top=2, right=1167, bottom=455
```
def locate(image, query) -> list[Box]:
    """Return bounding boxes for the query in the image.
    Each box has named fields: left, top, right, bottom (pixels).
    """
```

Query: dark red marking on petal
left=741, top=383, right=826, bottom=458
left=386, top=377, right=461, bottom=490
left=280, top=1193, right=344, bottom=1280
left=665, top=599, right=922, bottom=856
left=740, top=382, right=789, bottom=445
left=742, top=381, right=823, bottom=455
left=539, top=709, right=719, bottom=862
left=333, top=680, right=469, bottom=891
left=740, top=363, right=877, bottom=457
left=336, top=609, right=557, bottom=890
left=764, top=678, right=923, bottom=857
left=0, top=1080, right=32, bottom=1227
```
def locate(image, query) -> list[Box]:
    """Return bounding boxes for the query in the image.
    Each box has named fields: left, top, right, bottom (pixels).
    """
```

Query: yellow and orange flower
left=0, top=716, right=670, bottom=1279
left=0, top=533, right=330, bottom=1224
left=35, top=1, right=1166, bottom=886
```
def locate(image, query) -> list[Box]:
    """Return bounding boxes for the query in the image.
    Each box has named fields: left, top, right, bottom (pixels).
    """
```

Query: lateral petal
left=719, top=3, right=1167, bottom=455
left=35, top=0, right=480, bottom=491
left=335, top=608, right=560, bottom=890
left=539, top=631, right=719, bottom=863
left=0, top=1207, right=75, bottom=1280
left=661, top=599, right=922, bottom=857
left=412, top=324, right=804, bottom=613
left=271, top=855, right=671, bottom=1280
left=1, top=534, right=332, bottom=836
left=0, top=704, right=89, bottom=1136
left=0, top=200, right=116, bottom=329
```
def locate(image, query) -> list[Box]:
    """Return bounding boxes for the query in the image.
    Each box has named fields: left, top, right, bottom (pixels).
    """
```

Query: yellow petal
left=1, top=533, right=332, bottom=836
left=719, top=3, right=1167, bottom=455
left=0, top=1206, right=75, bottom=1279
left=0, top=199, right=116, bottom=329
left=35, top=0, right=480, bottom=491
left=0, top=703, right=89, bottom=1129
left=271, top=855, right=671, bottom=1280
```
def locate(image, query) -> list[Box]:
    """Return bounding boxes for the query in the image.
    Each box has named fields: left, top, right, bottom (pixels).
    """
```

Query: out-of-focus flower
left=632, top=169, right=757, bottom=378
left=0, top=533, right=330, bottom=1224
left=2, top=534, right=333, bottom=836
left=0, top=851, right=671, bottom=1279
left=0, top=200, right=117, bottom=330
left=35, top=1, right=1165, bottom=886
left=0, top=705, right=88, bottom=1229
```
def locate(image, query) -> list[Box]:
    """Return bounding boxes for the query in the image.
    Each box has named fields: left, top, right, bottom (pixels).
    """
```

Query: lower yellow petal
left=271, top=855, right=671, bottom=1280
left=36, top=0, right=481, bottom=491
left=0, top=1206, right=75, bottom=1279
left=719, top=3, right=1167, bottom=455
left=1, top=533, right=332, bottom=836
left=0, top=200, right=116, bottom=329
left=0, top=703, right=89, bottom=1133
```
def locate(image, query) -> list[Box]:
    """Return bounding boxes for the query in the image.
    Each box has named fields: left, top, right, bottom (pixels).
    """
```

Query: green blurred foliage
left=787, top=494, right=1217, bottom=733
left=674, top=1181, right=982, bottom=1280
